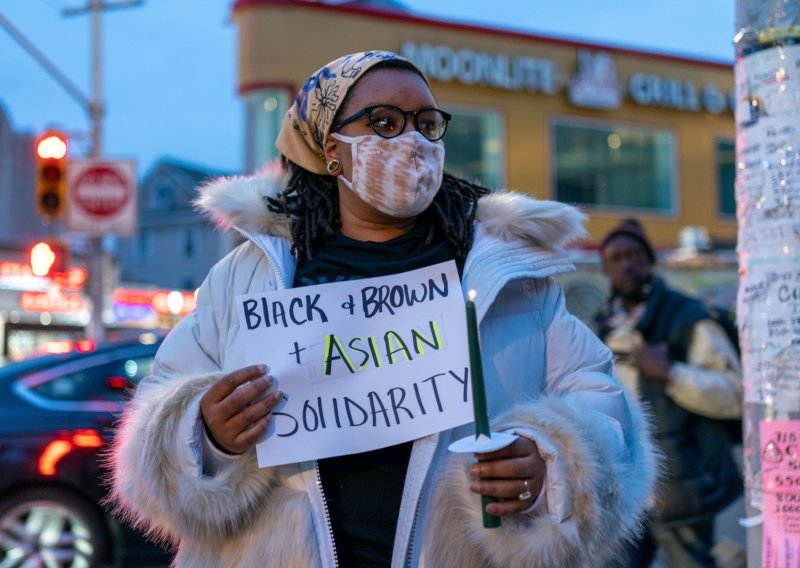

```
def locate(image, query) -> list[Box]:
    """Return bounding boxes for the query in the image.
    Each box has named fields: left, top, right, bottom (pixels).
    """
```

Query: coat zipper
left=403, top=433, right=444, bottom=568
left=238, top=228, right=288, bottom=289
left=315, top=460, right=339, bottom=567
left=404, top=495, right=423, bottom=567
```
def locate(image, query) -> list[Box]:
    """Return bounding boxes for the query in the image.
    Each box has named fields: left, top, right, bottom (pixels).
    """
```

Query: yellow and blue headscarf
left=276, top=51, right=426, bottom=175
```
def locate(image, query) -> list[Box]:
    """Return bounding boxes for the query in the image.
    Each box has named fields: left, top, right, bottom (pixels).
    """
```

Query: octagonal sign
left=66, top=159, right=137, bottom=236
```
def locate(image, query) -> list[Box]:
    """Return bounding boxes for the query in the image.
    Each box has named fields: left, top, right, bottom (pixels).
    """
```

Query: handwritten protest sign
left=233, top=260, right=473, bottom=467
left=761, top=420, right=800, bottom=568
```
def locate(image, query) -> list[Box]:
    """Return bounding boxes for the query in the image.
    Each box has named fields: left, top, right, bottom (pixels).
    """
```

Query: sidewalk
left=651, top=476, right=747, bottom=567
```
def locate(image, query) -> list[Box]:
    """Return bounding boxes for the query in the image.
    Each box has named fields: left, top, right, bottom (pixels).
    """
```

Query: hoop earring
left=326, top=159, right=340, bottom=174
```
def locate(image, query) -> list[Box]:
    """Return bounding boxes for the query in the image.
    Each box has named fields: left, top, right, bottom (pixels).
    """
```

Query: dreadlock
left=266, top=160, right=490, bottom=263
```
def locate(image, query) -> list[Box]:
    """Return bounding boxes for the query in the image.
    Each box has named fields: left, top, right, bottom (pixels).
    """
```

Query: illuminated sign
left=0, top=261, right=49, bottom=292
left=151, top=290, right=195, bottom=316
left=54, top=268, right=88, bottom=291
left=628, top=74, right=732, bottom=114
left=568, top=50, right=622, bottom=110
left=401, top=41, right=558, bottom=94
left=20, top=287, right=86, bottom=313
left=401, top=42, right=734, bottom=114
left=0, top=261, right=86, bottom=292
left=113, top=288, right=197, bottom=316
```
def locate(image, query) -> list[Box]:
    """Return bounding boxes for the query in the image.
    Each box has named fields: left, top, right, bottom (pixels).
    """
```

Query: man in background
left=595, top=219, right=743, bottom=568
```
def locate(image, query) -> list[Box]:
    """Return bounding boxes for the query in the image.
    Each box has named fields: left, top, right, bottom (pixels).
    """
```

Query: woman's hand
left=632, top=342, right=672, bottom=382
left=200, top=364, right=284, bottom=455
left=469, top=436, right=545, bottom=516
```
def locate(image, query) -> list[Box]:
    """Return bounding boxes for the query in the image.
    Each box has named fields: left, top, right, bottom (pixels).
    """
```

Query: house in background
left=117, top=158, right=239, bottom=291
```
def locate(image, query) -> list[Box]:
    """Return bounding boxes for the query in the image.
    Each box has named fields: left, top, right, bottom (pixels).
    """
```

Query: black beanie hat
left=600, top=218, right=656, bottom=263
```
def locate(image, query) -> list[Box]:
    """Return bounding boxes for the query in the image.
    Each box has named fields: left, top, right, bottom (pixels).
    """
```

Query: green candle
left=466, top=290, right=491, bottom=437
left=466, top=289, right=500, bottom=528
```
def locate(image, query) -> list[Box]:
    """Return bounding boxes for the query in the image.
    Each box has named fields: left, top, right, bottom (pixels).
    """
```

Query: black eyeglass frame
left=332, top=105, right=452, bottom=141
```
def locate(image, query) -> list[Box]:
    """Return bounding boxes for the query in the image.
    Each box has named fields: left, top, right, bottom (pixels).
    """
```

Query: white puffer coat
left=109, top=170, right=658, bottom=568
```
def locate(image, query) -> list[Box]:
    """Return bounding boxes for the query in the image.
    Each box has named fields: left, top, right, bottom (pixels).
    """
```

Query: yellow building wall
left=234, top=2, right=736, bottom=248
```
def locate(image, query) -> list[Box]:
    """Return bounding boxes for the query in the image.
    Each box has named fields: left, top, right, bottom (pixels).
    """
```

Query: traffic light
left=29, top=241, right=66, bottom=276
left=35, top=130, right=68, bottom=219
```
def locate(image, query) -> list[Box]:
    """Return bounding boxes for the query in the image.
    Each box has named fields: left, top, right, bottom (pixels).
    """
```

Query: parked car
left=0, top=333, right=173, bottom=567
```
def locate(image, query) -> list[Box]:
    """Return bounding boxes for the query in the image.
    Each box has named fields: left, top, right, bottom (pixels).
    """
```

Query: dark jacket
left=597, top=277, right=742, bottom=526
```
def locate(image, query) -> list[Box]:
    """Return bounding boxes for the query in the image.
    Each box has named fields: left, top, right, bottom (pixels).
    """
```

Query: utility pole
left=63, top=0, right=142, bottom=341
left=1, top=2, right=142, bottom=341
left=733, top=2, right=800, bottom=567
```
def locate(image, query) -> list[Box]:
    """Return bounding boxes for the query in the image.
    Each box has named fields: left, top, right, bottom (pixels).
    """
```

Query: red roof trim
left=239, top=81, right=297, bottom=96
left=232, top=0, right=734, bottom=70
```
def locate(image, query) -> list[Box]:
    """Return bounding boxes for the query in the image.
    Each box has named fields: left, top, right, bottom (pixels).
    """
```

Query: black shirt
left=293, top=216, right=457, bottom=567
left=294, top=216, right=461, bottom=287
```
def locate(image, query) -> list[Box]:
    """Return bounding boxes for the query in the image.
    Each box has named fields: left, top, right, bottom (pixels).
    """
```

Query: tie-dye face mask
left=330, top=130, right=445, bottom=218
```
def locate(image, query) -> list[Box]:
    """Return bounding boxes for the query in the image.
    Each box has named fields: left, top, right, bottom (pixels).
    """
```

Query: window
left=30, top=355, right=155, bottom=403
left=246, top=88, right=292, bottom=171
left=137, top=231, right=151, bottom=262
left=156, top=185, right=176, bottom=209
left=716, top=139, right=736, bottom=218
left=183, top=226, right=196, bottom=259
left=443, top=106, right=504, bottom=190
left=552, top=118, right=677, bottom=213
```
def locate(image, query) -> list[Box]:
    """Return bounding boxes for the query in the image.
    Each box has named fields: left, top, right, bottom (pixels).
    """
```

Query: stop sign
left=73, top=165, right=130, bottom=216
left=66, top=159, right=137, bottom=236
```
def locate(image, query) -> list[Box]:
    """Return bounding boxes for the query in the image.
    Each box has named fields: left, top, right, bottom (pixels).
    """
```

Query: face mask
left=330, top=130, right=445, bottom=218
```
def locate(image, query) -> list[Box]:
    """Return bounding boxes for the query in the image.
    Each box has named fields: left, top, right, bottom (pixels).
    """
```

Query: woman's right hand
left=200, top=364, right=284, bottom=455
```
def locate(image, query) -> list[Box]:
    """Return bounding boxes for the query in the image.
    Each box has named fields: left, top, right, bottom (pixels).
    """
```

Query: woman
left=110, top=51, right=657, bottom=567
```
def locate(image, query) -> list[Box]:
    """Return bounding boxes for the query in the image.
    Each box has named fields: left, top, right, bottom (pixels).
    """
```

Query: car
left=0, top=332, right=173, bottom=567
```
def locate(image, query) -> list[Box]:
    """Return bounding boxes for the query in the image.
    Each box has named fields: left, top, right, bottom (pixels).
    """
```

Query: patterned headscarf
left=276, top=51, right=426, bottom=175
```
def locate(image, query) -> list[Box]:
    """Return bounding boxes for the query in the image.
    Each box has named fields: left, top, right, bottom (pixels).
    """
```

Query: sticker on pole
left=66, top=159, right=137, bottom=236
left=761, top=420, right=800, bottom=568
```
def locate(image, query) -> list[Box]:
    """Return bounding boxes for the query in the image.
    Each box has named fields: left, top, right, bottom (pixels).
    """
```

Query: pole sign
left=761, top=420, right=800, bottom=568
left=66, top=159, right=137, bottom=236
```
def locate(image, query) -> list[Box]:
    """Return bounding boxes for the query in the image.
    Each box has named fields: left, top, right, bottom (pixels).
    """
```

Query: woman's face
left=325, top=68, right=438, bottom=220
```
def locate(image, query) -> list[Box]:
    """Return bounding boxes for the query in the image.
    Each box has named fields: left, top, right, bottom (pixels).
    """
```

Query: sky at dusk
left=0, top=0, right=736, bottom=177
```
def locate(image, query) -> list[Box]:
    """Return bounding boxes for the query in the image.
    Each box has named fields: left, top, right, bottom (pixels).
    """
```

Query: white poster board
left=232, top=260, right=474, bottom=467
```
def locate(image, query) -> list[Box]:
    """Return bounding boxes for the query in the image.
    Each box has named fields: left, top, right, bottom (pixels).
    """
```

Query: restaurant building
left=232, top=0, right=737, bottom=251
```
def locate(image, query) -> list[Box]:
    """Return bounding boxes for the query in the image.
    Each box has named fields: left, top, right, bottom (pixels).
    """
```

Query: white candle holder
left=448, top=431, right=518, bottom=454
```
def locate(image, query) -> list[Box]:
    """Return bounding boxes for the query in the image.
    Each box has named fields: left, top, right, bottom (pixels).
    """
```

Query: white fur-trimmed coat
left=109, top=170, right=658, bottom=567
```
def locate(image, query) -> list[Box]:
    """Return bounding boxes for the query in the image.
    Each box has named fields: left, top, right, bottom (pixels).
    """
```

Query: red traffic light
left=36, top=133, right=68, bottom=159
left=34, top=130, right=68, bottom=219
left=29, top=241, right=66, bottom=276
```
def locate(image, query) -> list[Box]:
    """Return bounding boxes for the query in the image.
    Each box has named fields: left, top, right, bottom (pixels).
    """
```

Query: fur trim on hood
left=193, top=167, right=587, bottom=249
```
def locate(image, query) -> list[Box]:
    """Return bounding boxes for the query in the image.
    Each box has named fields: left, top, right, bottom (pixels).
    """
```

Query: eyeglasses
left=333, top=105, right=451, bottom=141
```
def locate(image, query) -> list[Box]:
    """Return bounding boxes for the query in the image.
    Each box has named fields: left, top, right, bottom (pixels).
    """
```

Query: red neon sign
left=113, top=287, right=196, bottom=316
left=0, top=261, right=86, bottom=291
left=0, top=261, right=37, bottom=278
left=53, top=268, right=88, bottom=291
left=20, top=288, right=86, bottom=312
